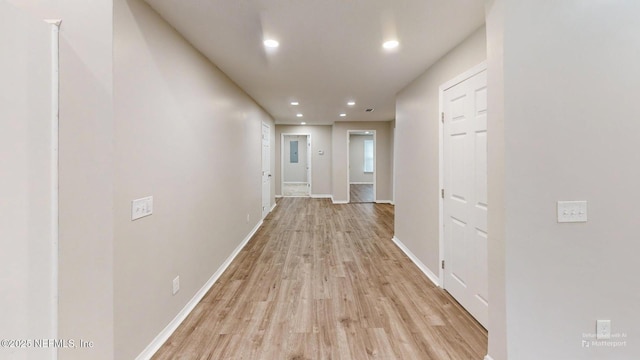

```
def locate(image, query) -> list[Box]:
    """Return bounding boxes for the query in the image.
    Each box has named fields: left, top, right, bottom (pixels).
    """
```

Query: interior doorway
left=348, top=130, right=375, bottom=203
left=281, top=134, right=311, bottom=197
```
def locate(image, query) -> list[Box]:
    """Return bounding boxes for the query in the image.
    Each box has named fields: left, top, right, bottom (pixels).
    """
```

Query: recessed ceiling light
left=263, top=39, right=279, bottom=48
left=290, top=101, right=299, bottom=106
left=339, top=113, right=347, bottom=117
left=382, top=40, right=399, bottom=49
left=347, top=101, right=356, bottom=106
left=296, top=113, right=303, bottom=118
left=300, top=122, right=306, bottom=125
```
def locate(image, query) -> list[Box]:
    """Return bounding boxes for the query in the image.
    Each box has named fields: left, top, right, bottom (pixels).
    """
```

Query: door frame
left=261, top=122, right=272, bottom=219
left=347, top=130, right=376, bottom=203
left=438, top=61, right=487, bottom=286
left=280, top=133, right=312, bottom=196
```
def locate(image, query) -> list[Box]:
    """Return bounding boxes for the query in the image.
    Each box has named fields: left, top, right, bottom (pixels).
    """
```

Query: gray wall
left=0, top=4, right=55, bottom=359
left=113, top=0, right=275, bottom=358
left=282, top=135, right=308, bottom=182
left=275, top=125, right=332, bottom=197
left=349, top=134, right=374, bottom=184
left=487, top=1, right=640, bottom=359
left=332, top=121, right=393, bottom=202
left=395, top=27, right=487, bottom=274
left=485, top=1, right=506, bottom=358
left=5, top=1, right=117, bottom=359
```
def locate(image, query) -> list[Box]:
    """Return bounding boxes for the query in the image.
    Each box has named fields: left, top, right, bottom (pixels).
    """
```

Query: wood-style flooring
left=349, top=184, right=374, bottom=203
left=153, top=198, right=487, bottom=360
left=282, top=183, right=310, bottom=197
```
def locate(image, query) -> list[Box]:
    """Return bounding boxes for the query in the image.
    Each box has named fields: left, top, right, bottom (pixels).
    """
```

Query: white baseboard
left=310, top=194, right=332, bottom=199
left=275, top=195, right=282, bottom=199
left=484, top=355, right=494, bottom=360
left=135, top=220, right=264, bottom=360
left=283, top=181, right=308, bottom=184
left=375, top=200, right=393, bottom=204
left=331, top=195, right=348, bottom=204
left=349, top=182, right=374, bottom=185
left=391, top=236, right=440, bottom=287
left=270, top=202, right=277, bottom=212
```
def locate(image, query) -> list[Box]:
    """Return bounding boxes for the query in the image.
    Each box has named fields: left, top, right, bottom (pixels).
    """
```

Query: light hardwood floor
left=350, top=184, right=374, bottom=203
left=153, top=198, right=487, bottom=360
left=282, top=183, right=310, bottom=197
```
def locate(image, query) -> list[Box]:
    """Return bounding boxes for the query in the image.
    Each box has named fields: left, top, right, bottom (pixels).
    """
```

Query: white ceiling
left=145, top=0, right=485, bottom=125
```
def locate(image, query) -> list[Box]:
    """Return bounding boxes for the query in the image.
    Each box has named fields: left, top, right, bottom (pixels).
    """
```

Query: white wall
left=5, top=1, right=117, bottom=359
left=395, top=27, right=486, bottom=273
left=283, top=135, right=308, bottom=182
left=113, top=0, right=274, bottom=359
left=0, top=4, right=55, bottom=359
left=488, top=1, right=640, bottom=359
left=485, top=0, right=507, bottom=358
left=276, top=125, right=332, bottom=197
left=332, top=121, right=393, bottom=203
left=349, top=134, right=374, bottom=183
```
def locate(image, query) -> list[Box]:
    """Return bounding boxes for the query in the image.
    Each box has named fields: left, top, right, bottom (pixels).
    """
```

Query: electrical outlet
left=596, top=320, right=611, bottom=340
left=172, top=276, right=180, bottom=295
left=131, top=196, right=153, bottom=220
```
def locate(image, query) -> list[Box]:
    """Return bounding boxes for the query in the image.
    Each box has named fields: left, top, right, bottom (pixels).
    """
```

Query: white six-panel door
left=443, top=68, right=488, bottom=327
left=262, top=122, right=271, bottom=218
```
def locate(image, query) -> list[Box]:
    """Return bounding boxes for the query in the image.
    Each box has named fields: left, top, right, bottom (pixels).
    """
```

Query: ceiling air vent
left=365, top=108, right=374, bottom=112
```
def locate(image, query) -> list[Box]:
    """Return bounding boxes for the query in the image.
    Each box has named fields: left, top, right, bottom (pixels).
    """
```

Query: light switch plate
left=557, top=201, right=587, bottom=223
left=596, top=320, right=611, bottom=339
left=131, top=196, right=153, bottom=220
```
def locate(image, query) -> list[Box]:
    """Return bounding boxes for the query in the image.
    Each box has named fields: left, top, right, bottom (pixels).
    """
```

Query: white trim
left=136, top=220, right=263, bottom=360
left=438, top=61, right=487, bottom=286
left=484, top=355, right=494, bottom=360
left=349, top=182, right=374, bottom=185
left=392, top=237, right=440, bottom=287
left=282, top=181, right=308, bottom=184
left=45, top=18, right=61, bottom=360
left=270, top=202, right=277, bottom=212
left=331, top=196, right=348, bottom=204
left=375, top=200, right=394, bottom=205
left=275, top=195, right=283, bottom=199
left=310, top=194, right=332, bottom=199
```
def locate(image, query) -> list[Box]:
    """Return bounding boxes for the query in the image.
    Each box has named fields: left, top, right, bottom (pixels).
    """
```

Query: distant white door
left=306, top=135, right=312, bottom=193
left=262, top=123, right=271, bottom=218
left=443, top=68, right=488, bottom=327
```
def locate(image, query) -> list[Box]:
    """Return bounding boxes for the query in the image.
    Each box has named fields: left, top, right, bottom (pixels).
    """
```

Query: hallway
left=153, top=198, right=487, bottom=359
